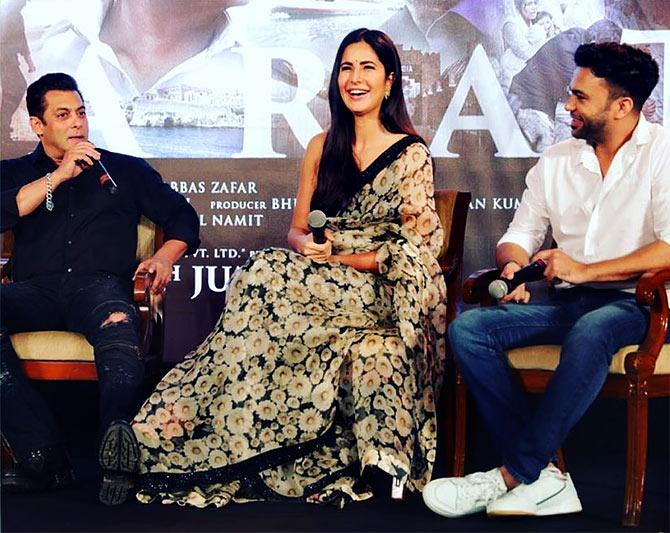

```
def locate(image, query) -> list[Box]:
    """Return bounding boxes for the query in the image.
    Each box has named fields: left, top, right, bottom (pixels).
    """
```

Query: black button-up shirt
left=1, top=144, right=200, bottom=282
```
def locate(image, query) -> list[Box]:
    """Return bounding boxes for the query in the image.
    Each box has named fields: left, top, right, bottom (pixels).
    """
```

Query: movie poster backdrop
left=1, top=0, right=667, bottom=360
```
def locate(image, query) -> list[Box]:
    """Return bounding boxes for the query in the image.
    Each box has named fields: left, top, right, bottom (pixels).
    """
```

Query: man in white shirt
left=422, top=42, right=670, bottom=518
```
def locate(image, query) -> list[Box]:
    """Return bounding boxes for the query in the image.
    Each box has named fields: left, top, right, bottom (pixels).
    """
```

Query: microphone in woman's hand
left=308, top=210, right=327, bottom=244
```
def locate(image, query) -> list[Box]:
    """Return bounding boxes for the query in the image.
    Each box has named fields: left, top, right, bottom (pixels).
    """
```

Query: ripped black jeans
left=0, top=273, right=144, bottom=460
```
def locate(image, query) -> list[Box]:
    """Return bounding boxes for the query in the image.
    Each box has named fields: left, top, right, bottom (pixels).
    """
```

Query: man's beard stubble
left=571, top=111, right=608, bottom=147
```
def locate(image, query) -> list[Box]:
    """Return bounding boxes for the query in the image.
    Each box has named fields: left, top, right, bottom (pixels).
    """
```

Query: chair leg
left=442, top=375, right=456, bottom=475
left=453, top=369, right=467, bottom=477
left=623, top=379, right=649, bottom=527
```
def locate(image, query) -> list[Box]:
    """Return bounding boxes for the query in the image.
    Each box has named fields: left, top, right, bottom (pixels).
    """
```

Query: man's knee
left=95, top=323, right=144, bottom=386
left=100, top=312, right=131, bottom=328
left=562, top=302, right=647, bottom=365
left=91, top=303, right=141, bottom=357
left=449, top=309, right=489, bottom=363
left=92, top=302, right=138, bottom=334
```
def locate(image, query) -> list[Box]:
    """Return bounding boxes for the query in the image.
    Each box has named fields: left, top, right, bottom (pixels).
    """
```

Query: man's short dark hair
left=574, top=42, right=659, bottom=111
left=26, top=73, right=84, bottom=122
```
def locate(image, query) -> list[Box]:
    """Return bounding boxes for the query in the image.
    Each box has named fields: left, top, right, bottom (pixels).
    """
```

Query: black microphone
left=307, top=209, right=327, bottom=244
left=95, top=159, right=118, bottom=195
left=488, top=259, right=548, bottom=299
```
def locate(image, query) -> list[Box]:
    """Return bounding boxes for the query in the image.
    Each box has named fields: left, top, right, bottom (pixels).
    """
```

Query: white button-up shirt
left=500, top=116, right=670, bottom=271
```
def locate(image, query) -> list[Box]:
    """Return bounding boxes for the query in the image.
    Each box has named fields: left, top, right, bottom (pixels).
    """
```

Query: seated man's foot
left=1, top=447, right=74, bottom=493
left=486, top=465, right=582, bottom=516
left=422, top=468, right=507, bottom=517
left=98, top=421, right=139, bottom=505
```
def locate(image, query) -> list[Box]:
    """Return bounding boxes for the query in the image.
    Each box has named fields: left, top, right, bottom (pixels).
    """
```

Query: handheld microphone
left=96, top=159, right=118, bottom=195
left=488, top=259, right=548, bottom=300
left=77, top=158, right=118, bottom=195
left=307, top=209, right=327, bottom=244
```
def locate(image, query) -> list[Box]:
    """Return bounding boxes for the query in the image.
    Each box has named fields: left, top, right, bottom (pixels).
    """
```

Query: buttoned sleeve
left=497, top=157, right=550, bottom=255
left=134, top=159, right=201, bottom=253
left=1, top=159, right=23, bottom=232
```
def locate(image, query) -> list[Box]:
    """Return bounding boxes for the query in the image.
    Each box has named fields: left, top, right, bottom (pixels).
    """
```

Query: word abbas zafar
left=170, top=180, right=258, bottom=195
left=0, top=73, right=199, bottom=505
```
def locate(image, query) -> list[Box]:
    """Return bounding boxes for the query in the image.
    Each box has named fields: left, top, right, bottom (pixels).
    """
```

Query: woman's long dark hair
left=311, top=28, right=420, bottom=216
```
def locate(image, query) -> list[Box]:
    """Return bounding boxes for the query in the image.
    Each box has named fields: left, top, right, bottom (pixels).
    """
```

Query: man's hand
left=500, top=261, right=531, bottom=304
left=134, top=255, right=174, bottom=294
left=533, top=248, right=590, bottom=284
left=52, top=142, right=101, bottom=185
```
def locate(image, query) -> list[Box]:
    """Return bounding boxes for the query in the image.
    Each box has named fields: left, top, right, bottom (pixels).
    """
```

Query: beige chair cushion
left=11, top=331, right=94, bottom=362
left=507, top=344, right=670, bottom=375
left=7, top=220, right=154, bottom=365
left=136, top=216, right=156, bottom=262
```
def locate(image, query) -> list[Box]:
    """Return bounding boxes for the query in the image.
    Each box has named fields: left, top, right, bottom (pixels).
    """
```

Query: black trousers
left=0, top=273, right=144, bottom=461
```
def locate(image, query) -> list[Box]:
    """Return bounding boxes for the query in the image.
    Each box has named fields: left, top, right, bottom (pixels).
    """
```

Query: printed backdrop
left=1, top=0, right=667, bottom=360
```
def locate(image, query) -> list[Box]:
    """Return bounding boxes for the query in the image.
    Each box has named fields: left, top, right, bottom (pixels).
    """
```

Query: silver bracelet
left=45, top=172, right=54, bottom=211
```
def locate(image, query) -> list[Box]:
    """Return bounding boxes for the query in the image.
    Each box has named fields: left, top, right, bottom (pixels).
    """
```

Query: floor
left=2, top=381, right=668, bottom=532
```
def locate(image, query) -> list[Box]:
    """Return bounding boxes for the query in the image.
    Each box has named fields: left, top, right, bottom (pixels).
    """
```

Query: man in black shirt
left=0, top=73, right=200, bottom=505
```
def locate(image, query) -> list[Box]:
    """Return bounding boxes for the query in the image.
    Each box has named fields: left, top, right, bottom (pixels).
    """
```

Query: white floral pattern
left=133, top=138, right=447, bottom=507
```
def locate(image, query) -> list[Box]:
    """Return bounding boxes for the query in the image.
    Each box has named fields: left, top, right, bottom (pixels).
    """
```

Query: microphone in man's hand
left=77, top=158, right=118, bottom=195
left=488, top=259, right=548, bottom=299
left=96, top=159, right=118, bottom=195
left=307, top=210, right=327, bottom=244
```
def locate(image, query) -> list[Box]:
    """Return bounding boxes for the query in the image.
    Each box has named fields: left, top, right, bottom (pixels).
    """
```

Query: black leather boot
left=98, top=421, right=139, bottom=505
left=1, top=445, right=74, bottom=492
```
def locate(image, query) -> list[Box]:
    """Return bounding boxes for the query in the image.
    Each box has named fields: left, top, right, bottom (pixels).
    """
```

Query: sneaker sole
left=487, top=475, right=583, bottom=517
left=488, top=503, right=582, bottom=517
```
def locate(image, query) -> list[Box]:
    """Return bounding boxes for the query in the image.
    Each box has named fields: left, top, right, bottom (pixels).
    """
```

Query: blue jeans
left=0, top=274, right=143, bottom=460
left=449, top=287, right=670, bottom=485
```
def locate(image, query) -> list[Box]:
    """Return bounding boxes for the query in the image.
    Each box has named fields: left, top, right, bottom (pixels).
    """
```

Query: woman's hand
left=298, top=230, right=334, bottom=263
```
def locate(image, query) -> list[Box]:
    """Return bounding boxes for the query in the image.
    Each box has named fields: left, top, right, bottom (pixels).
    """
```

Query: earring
left=384, top=87, right=391, bottom=100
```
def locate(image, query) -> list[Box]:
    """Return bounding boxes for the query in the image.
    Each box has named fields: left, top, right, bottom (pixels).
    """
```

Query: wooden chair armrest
left=133, top=271, right=154, bottom=305
left=440, top=252, right=460, bottom=279
left=626, top=268, right=670, bottom=377
left=635, top=268, right=670, bottom=305
left=462, top=268, right=501, bottom=305
left=0, top=258, right=10, bottom=284
left=133, top=271, right=160, bottom=355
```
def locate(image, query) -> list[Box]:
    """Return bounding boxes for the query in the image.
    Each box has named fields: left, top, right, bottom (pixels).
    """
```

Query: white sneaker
left=423, top=468, right=507, bottom=517
left=486, top=465, right=582, bottom=516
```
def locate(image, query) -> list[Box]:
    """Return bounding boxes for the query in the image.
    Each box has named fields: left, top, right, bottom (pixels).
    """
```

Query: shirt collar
left=59, top=1, right=239, bottom=91
left=29, top=143, right=58, bottom=173
left=67, top=1, right=238, bottom=54
left=630, top=113, right=651, bottom=146
left=574, top=114, right=651, bottom=173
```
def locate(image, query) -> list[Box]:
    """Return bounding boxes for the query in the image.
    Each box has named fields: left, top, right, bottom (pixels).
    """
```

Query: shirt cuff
left=497, top=231, right=536, bottom=256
